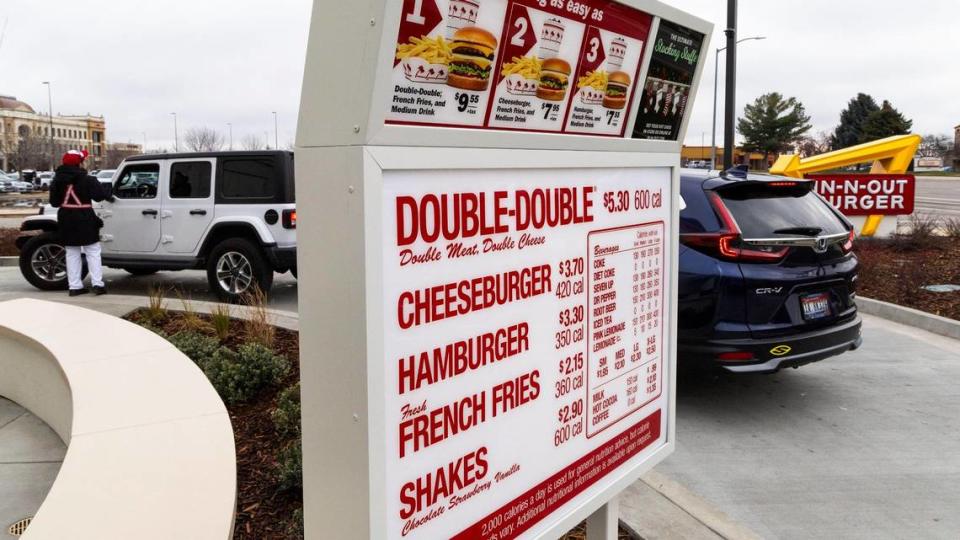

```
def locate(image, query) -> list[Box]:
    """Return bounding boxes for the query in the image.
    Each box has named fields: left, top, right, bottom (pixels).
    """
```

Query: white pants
left=66, top=243, right=104, bottom=290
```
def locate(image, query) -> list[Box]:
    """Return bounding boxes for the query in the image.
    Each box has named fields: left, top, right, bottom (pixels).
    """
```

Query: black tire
left=19, top=233, right=87, bottom=291
left=206, top=238, right=274, bottom=303
left=124, top=268, right=159, bottom=276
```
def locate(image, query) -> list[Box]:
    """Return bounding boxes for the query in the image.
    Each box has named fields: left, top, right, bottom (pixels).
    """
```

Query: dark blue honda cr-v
left=678, top=168, right=862, bottom=373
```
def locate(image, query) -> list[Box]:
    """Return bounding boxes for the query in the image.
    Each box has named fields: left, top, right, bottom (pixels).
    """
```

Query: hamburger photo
left=603, top=71, right=631, bottom=110
left=536, top=58, right=572, bottom=101
left=447, top=27, right=498, bottom=91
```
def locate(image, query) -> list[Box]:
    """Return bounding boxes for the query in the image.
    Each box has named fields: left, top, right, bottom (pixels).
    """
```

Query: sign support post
left=296, top=2, right=710, bottom=538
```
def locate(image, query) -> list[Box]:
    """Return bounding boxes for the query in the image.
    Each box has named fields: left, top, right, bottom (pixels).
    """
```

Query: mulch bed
left=125, top=309, right=303, bottom=539
left=0, top=228, right=20, bottom=256
left=856, top=237, right=960, bottom=321
left=124, top=308, right=641, bottom=539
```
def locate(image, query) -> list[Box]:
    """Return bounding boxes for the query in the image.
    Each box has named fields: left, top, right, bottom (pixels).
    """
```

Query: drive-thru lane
left=0, top=267, right=298, bottom=312
left=661, top=312, right=960, bottom=539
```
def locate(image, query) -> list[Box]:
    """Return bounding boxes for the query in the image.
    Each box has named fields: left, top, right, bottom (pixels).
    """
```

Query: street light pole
left=272, top=112, right=279, bottom=150
left=171, top=113, right=179, bottom=152
left=227, top=123, right=233, bottom=150
left=722, top=0, right=738, bottom=171
left=710, top=35, right=765, bottom=170
left=42, top=82, right=54, bottom=170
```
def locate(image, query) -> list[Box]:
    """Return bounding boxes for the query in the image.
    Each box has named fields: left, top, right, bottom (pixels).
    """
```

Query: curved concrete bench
left=0, top=298, right=236, bottom=540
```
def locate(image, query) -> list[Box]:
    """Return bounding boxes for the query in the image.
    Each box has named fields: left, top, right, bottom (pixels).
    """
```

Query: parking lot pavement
left=915, top=176, right=960, bottom=220
left=659, top=313, right=960, bottom=539
left=0, top=267, right=298, bottom=313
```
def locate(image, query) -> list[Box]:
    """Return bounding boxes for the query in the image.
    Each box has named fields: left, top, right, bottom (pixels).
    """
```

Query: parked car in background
left=10, top=179, right=35, bottom=193
left=0, top=179, right=12, bottom=194
left=678, top=168, right=861, bottom=373
left=18, top=151, right=298, bottom=302
left=95, top=169, right=117, bottom=182
left=35, top=171, right=54, bottom=190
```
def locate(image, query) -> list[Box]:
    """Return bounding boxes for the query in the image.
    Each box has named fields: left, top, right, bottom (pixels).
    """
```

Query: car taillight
left=282, top=209, right=297, bottom=229
left=679, top=192, right=789, bottom=263
left=842, top=229, right=855, bottom=253
left=717, top=351, right=755, bottom=362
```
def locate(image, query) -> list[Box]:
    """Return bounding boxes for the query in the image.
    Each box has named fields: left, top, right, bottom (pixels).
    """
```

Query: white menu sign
left=381, top=166, right=671, bottom=539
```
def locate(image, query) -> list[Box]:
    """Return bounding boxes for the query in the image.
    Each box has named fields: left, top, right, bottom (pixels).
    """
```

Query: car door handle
left=142, top=209, right=158, bottom=216
left=190, top=209, right=208, bottom=216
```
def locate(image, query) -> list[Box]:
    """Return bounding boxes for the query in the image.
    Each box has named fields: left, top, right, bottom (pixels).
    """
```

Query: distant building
left=681, top=146, right=777, bottom=171
left=954, top=124, right=960, bottom=171
left=0, top=95, right=107, bottom=171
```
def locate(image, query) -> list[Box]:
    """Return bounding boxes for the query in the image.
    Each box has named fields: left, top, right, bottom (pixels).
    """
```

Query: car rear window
left=220, top=158, right=277, bottom=200
left=719, top=185, right=847, bottom=238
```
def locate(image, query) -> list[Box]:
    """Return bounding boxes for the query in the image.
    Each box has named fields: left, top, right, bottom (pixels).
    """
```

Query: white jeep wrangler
left=17, top=151, right=297, bottom=302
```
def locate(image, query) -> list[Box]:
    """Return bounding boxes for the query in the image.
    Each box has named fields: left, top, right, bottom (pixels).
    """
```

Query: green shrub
left=276, top=439, right=303, bottom=491
left=204, top=344, right=290, bottom=404
left=272, top=383, right=301, bottom=438
left=168, top=331, right=220, bottom=367
left=139, top=322, right=167, bottom=337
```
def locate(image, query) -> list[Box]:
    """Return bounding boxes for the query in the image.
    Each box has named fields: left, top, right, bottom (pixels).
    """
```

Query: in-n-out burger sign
left=807, top=174, right=915, bottom=216
left=396, top=187, right=595, bottom=246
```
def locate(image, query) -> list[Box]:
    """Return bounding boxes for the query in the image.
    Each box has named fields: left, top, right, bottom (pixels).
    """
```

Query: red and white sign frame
left=296, top=1, right=711, bottom=539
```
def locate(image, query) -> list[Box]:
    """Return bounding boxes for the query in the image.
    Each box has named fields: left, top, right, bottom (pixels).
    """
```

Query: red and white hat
left=61, top=149, right=89, bottom=167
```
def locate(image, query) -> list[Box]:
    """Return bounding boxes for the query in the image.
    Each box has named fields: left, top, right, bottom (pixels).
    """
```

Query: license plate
left=801, top=293, right=832, bottom=320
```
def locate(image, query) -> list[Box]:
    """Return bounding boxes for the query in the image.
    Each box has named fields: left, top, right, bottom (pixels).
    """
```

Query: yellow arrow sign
left=770, top=134, right=921, bottom=236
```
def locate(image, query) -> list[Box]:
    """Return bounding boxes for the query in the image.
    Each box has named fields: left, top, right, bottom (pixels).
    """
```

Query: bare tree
left=795, top=130, right=832, bottom=158
left=104, top=147, right=141, bottom=169
left=240, top=134, right=266, bottom=150
left=919, top=134, right=951, bottom=159
left=183, top=127, right=225, bottom=152
left=12, top=134, right=52, bottom=171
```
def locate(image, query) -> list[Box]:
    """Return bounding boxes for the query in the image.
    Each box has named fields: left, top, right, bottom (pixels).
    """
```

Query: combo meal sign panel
left=384, top=168, right=671, bottom=538
left=388, top=0, right=653, bottom=137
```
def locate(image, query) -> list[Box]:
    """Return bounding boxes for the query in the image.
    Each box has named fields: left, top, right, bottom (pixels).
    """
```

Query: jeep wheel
left=207, top=238, right=274, bottom=303
left=19, top=233, right=86, bottom=291
left=124, top=268, right=159, bottom=276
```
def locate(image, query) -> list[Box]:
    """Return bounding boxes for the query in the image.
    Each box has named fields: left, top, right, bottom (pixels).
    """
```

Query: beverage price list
left=386, top=0, right=653, bottom=137
left=380, top=166, right=671, bottom=539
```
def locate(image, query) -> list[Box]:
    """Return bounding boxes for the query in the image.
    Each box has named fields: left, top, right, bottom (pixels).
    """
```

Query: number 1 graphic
left=407, top=0, right=426, bottom=25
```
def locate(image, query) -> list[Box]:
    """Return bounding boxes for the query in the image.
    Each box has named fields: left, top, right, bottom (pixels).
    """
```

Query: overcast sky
left=1, top=0, right=957, bottom=150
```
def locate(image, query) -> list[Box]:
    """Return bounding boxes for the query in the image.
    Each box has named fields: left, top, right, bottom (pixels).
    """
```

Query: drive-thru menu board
left=384, top=167, right=670, bottom=538
left=387, top=0, right=653, bottom=137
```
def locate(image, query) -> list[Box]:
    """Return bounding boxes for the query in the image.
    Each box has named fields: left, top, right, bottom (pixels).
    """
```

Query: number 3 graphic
left=586, top=36, right=601, bottom=62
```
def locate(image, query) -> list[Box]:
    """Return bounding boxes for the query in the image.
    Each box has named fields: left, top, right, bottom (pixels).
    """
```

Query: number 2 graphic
left=511, top=16, right=529, bottom=47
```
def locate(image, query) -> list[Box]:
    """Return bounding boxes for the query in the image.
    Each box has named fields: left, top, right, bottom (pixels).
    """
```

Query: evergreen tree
left=830, top=93, right=880, bottom=150
left=859, top=100, right=913, bottom=143
left=737, top=92, right=812, bottom=162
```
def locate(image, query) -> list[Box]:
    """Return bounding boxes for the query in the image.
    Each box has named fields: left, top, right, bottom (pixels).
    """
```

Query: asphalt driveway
left=661, top=313, right=960, bottom=539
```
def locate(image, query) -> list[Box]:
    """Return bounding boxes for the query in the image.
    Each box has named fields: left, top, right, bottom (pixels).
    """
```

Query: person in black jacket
left=49, top=149, right=113, bottom=296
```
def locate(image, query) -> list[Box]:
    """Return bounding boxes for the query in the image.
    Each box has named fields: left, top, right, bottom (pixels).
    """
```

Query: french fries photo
left=396, top=35, right=454, bottom=65
left=577, top=69, right=609, bottom=91
left=501, top=55, right=543, bottom=80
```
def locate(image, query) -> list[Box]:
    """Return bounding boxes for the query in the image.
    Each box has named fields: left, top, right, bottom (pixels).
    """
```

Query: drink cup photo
left=538, top=18, right=566, bottom=59
left=606, top=36, right=627, bottom=72
left=446, top=0, right=481, bottom=39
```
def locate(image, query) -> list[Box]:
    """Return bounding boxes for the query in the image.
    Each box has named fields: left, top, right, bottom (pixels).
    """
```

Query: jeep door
left=161, top=158, right=215, bottom=254
left=102, top=161, right=163, bottom=253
